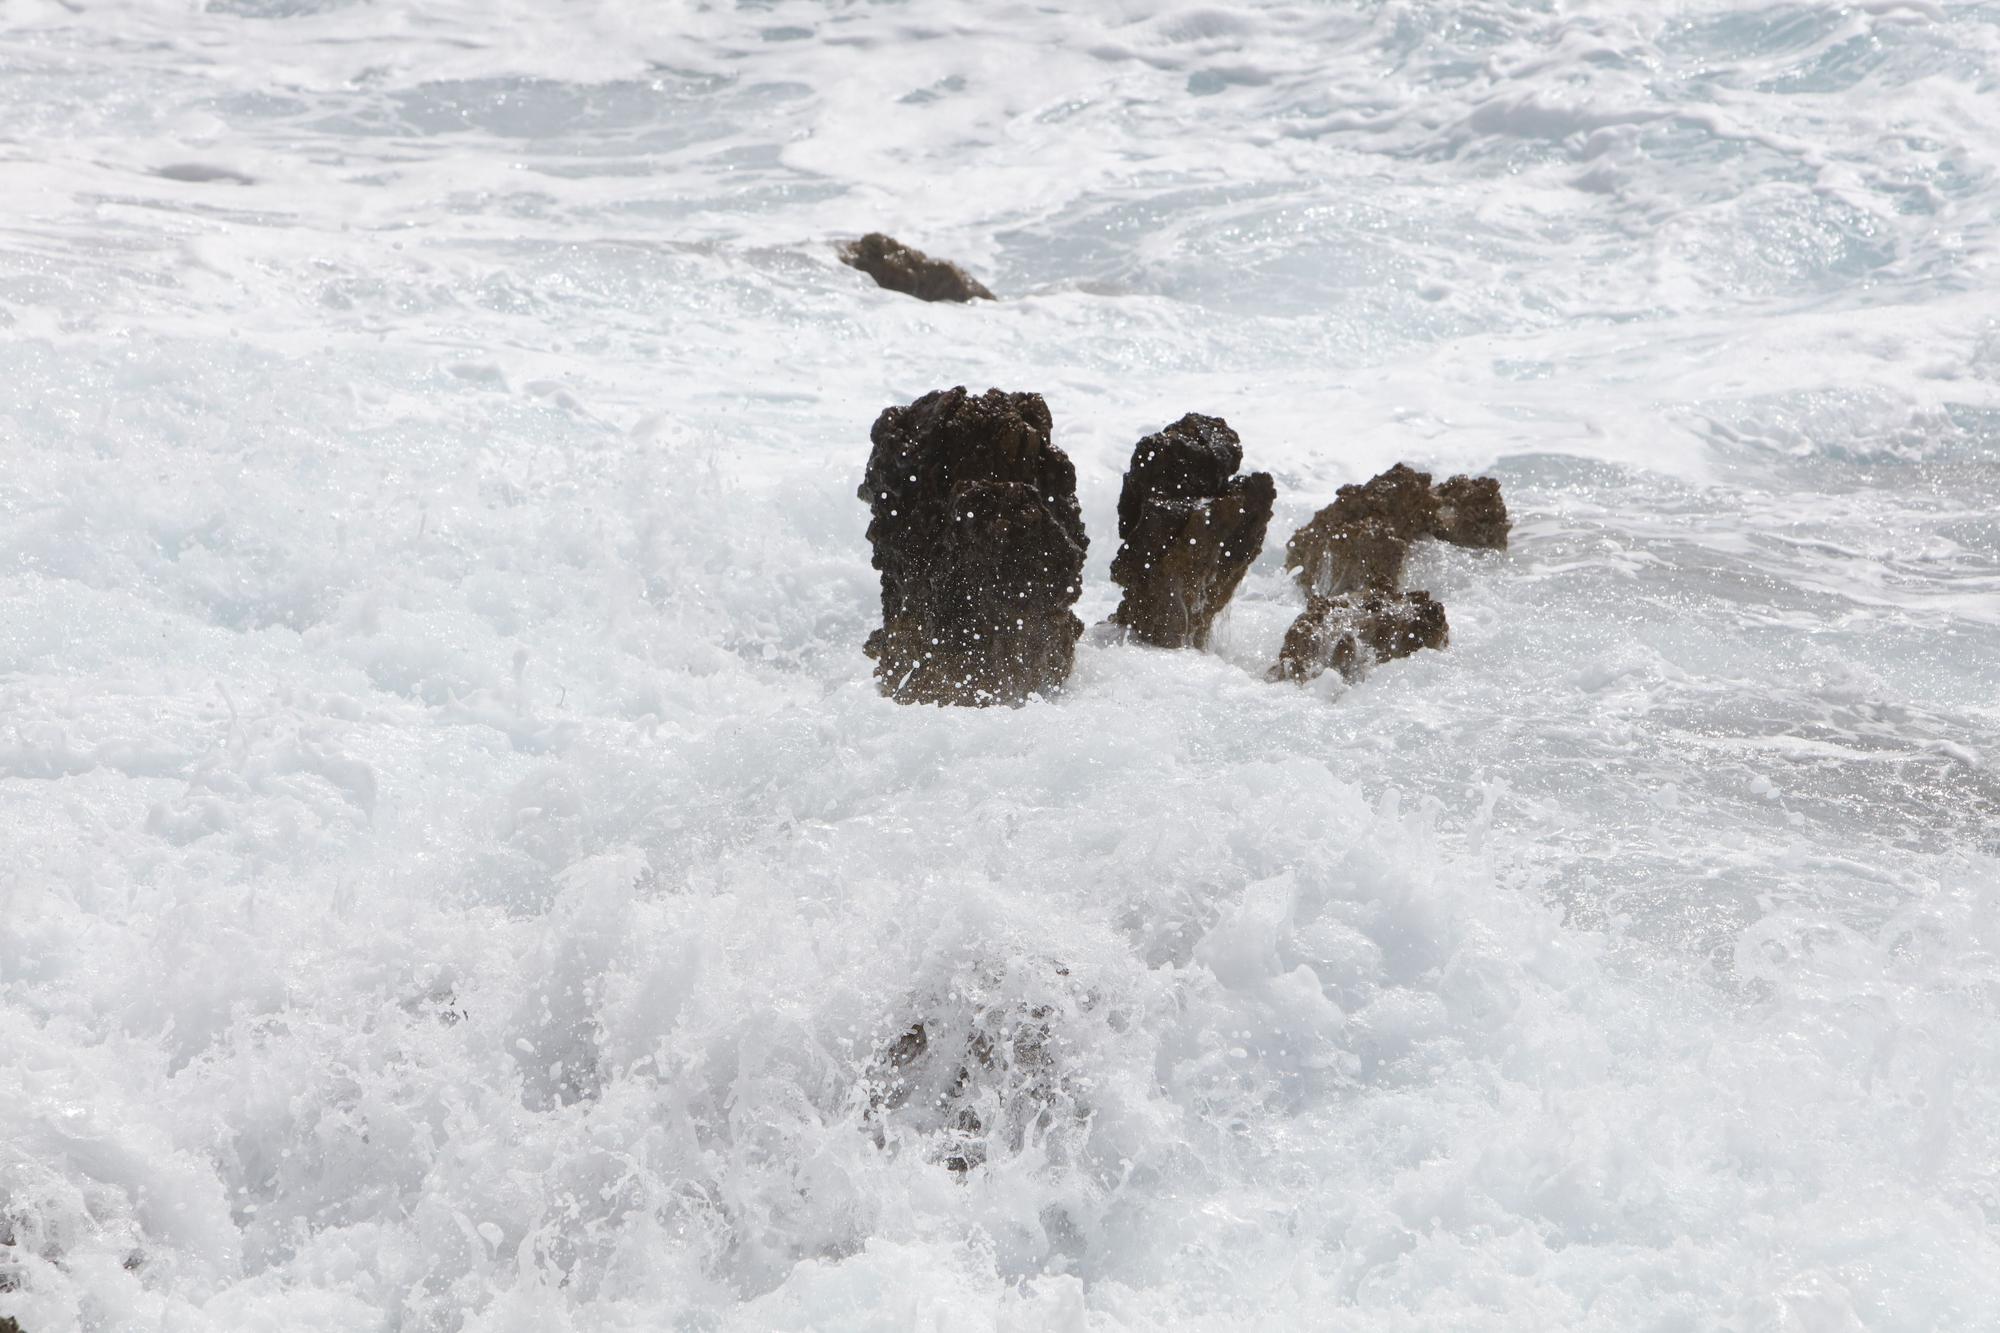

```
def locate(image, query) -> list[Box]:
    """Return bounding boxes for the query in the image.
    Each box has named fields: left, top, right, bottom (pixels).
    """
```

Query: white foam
left=2, top=0, right=1998, bottom=1327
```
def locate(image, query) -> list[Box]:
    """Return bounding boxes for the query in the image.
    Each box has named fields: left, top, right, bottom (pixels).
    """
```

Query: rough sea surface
left=3, top=1, right=1998, bottom=1328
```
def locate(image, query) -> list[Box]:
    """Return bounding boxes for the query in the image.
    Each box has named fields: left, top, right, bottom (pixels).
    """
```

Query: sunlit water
left=2, top=1, right=1997, bottom=1328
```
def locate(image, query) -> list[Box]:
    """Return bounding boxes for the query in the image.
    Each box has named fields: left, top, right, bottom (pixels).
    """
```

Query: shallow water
left=2, top=1, right=1997, bottom=1328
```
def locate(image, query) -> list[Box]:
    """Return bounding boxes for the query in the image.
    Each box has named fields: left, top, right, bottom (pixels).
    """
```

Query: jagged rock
left=1284, top=462, right=1510, bottom=594
left=1432, top=473, right=1510, bottom=550
left=1270, top=590, right=1450, bottom=684
left=1290, top=517, right=1411, bottom=597
left=1108, top=413, right=1275, bottom=649
left=860, top=387, right=1087, bottom=705
left=839, top=233, right=995, bottom=303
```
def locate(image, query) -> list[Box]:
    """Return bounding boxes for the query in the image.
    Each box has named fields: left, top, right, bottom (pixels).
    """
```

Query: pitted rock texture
left=860, top=386, right=1086, bottom=705
left=1284, top=462, right=1510, bottom=594
left=1270, top=590, right=1450, bottom=684
left=1432, top=473, right=1511, bottom=550
left=839, top=232, right=995, bottom=303
left=1109, top=413, right=1275, bottom=649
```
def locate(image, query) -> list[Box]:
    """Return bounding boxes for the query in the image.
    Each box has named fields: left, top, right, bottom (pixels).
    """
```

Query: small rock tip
left=839, top=232, right=996, bottom=304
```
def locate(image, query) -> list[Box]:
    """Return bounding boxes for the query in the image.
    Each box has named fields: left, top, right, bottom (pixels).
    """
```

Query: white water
left=2, top=0, right=1997, bottom=1327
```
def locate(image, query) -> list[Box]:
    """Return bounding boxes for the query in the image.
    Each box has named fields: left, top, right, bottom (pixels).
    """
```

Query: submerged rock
left=868, top=1010, right=1063, bottom=1174
left=1108, top=413, right=1275, bottom=649
left=1284, top=462, right=1510, bottom=594
left=153, top=162, right=255, bottom=185
left=860, top=386, right=1087, bottom=705
left=865, top=964, right=1087, bottom=1174
left=839, top=233, right=995, bottom=303
left=1270, top=590, right=1450, bottom=684
left=0, top=1201, right=138, bottom=1329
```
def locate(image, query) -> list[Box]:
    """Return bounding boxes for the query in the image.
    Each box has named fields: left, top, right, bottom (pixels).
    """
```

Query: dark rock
left=1284, top=462, right=1510, bottom=594
left=1108, top=413, right=1275, bottom=649
left=839, top=233, right=995, bottom=303
left=1291, top=517, right=1411, bottom=597
left=1271, top=590, right=1450, bottom=684
left=860, top=387, right=1086, bottom=705
left=1432, top=473, right=1511, bottom=549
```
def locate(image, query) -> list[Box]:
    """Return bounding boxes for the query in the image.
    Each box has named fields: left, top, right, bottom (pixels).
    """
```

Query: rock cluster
left=839, top=233, right=995, bottom=303
left=859, top=387, right=1087, bottom=705
left=1108, top=414, right=1275, bottom=649
left=1272, top=463, right=1509, bottom=684
left=857, top=385, right=1509, bottom=703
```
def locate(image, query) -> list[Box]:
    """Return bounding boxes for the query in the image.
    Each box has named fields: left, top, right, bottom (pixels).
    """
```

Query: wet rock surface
left=1432, top=473, right=1511, bottom=551
left=1108, top=413, right=1275, bottom=649
left=839, top=232, right=995, bottom=303
left=1274, top=463, right=1505, bottom=684
left=1270, top=590, right=1450, bottom=683
left=1284, top=462, right=1510, bottom=594
left=860, top=386, right=1086, bottom=705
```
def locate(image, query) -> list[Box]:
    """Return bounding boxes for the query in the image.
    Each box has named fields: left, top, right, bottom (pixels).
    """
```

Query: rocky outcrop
left=1270, top=590, right=1449, bottom=683
left=860, top=387, right=1087, bottom=705
left=1108, top=413, right=1275, bottom=649
left=1283, top=462, right=1510, bottom=594
left=839, top=233, right=995, bottom=303
left=1274, top=463, right=1507, bottom=684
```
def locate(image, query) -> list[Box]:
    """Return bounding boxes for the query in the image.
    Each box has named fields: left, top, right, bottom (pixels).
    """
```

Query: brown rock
left=860, top=387, right=1086, bottom=705
left=1433, top=473, right=1510, bottom=549
left=1284, top=463, right=1510, bottom=594
left=1109, top=413, right=1275, bottom=648
left=839, top=232, right=995, bottom=303
left=1271, top=590, right=1450, bottom=684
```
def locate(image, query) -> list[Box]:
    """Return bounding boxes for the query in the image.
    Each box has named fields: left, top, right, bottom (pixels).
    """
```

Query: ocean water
left=2, top=0, right=1997, bottom=1328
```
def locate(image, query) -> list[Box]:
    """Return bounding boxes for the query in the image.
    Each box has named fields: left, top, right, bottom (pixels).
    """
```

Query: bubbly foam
left=2, top=0, right=1996, bottom=1327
